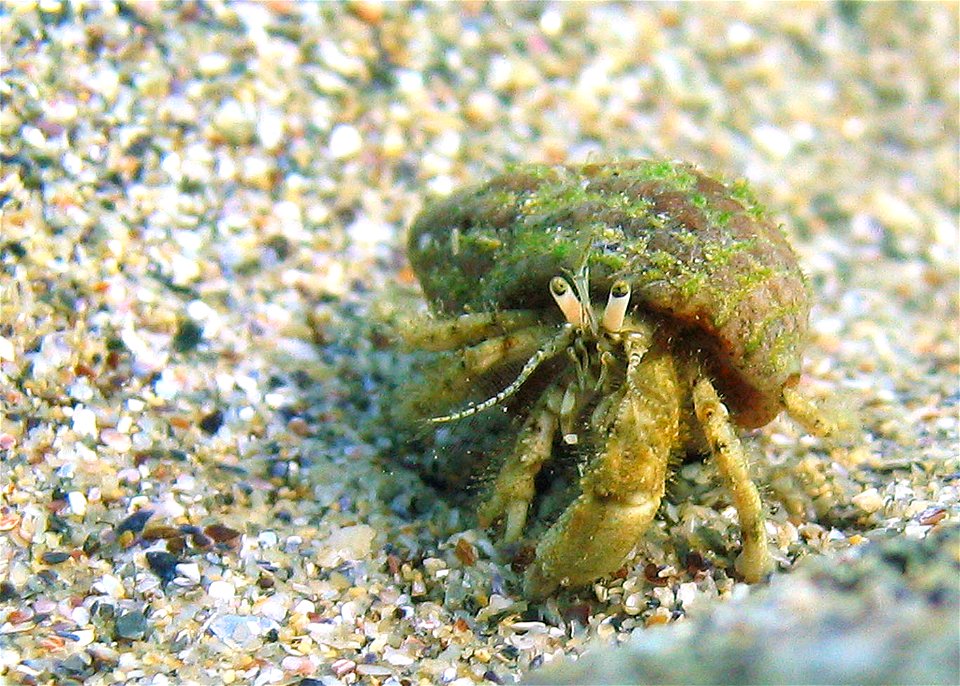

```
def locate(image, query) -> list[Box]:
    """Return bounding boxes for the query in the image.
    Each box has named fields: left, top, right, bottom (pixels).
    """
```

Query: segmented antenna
left=429, top=325, right=575, bottom=423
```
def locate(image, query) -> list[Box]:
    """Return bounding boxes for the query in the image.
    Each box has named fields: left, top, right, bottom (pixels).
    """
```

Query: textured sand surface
left=1, top=3, right=957, bottom=685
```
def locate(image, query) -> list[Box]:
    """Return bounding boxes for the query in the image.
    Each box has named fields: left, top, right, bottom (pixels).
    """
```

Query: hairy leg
left=782, top=385, right=858, bottom=446
left=478, top=383, right=564, bottom=542
left=398, top=310, right=542, bottom=351
left=693, top=376, right=774, bottom=583
left=400, top=324, right=554, bottom=418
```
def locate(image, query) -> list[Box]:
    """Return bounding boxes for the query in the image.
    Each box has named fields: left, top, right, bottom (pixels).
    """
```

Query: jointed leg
left=398, top=310, right=542, bottom=351
left=693, top=376, right=774, bottom=582
left=478, top=383, right=563, bottom=541
left=782, top=385, right=857, bottom=446
left=400, top=324, right=553, bottom=418
left=524, top=340, right=679, bottom=598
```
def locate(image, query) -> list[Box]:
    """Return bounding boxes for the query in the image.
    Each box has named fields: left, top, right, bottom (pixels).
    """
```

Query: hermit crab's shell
left=407, top=160, right=810, bottom=428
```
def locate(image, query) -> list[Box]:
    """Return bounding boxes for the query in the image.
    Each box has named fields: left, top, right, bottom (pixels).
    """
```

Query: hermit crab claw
left=602, top=279, right=631, bottom=333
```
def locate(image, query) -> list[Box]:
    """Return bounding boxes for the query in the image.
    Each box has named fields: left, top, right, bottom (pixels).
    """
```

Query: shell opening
left=601, top=279, right=631, bottom=333
left=550, top=276, right=583, bottom=327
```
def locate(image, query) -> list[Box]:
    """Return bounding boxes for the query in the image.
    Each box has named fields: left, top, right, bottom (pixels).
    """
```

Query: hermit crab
left=400, top=159, right=842, bottom=598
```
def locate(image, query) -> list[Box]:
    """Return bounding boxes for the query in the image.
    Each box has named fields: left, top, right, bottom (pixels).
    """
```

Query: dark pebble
left=57, top=653, right=92, bottom=676
left=0, top=581, right=18, bottom=600
left=172, top=318, right=203, bottom=353
left=199, top=409, right=224, bottom=434
left=114, top=608, right=149, bottom=640
left=204, top=523, right=241, bottom=544
left=41, top=551, right=71, bottom=564
left=484, top=670, right=504, bottom=684
left=82, top=534, right=101, bottom=556
left=115, top=509, right=153, bottom=536
left=142, top=525, right=185, bottom=541
left=146, top=551, right=180, bottom=584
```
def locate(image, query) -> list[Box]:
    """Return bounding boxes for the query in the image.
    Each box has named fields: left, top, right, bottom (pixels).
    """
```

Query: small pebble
left=115, top=510, right=154, bottom=537
left=41, top=551, right=71, bottom=565
left=67, top=491, right=87, bottom=516
left=100, top=428, right=132, bottom=452
left=329, top=124, right=363, bottom=159
left=71, top=407, right=98, bottom=437
left=146, top=551, right=180, bottom=584
left=208, top=580, right=236, bottom=602
left=114, top=609, right=149, bottom=641
left=852, top=488, right=885, bottom=514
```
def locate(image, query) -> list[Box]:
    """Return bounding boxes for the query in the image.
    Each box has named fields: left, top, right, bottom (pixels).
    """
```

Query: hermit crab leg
left=478, top=383, right=564, bottom=541
left=429, top=325, right=575, bottom=423
left=525, top=332, right=677, bottom=598
left=398, top=310, right=542, bottom=352
left=402, top=325, right=553, bottom=419
left=692, top=376, right=774, bottom=583
left=781, top=385, right=857, bottom=445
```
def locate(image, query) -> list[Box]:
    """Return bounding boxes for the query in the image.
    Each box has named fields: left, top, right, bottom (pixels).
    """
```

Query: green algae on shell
left=407, top=159, right=811, bottom=429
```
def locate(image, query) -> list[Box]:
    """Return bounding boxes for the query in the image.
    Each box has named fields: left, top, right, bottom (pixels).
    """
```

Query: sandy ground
left=1, top=2, right=957, bottom=685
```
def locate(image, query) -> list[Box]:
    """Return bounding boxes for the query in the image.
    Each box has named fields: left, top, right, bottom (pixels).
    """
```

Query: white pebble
left=329, top=124, right=363, bottom=159
left=173, top=474, right=196, bottom=492
left=67, top=378, right=94, bottom=402
left=316, top=524, right=375, bottom=567
left=67, top=491, right=87, bottom=517
left=652, top=585, right=675, bottom=609
left=257, top=109, right=286, bottom=151
left=241, top=155, right=274, bottom=189
left=72, top=407, right=98, bottom=437
left=198, top=52, right=230, bottom=77
left=0, top=649, right=20, bottom=670
left=208, top=580, right=236, bottom=602
left=72, top=628, right=95, bottom=648
left=752, top=124, right=794, bottom=160
left=176, top=563, right=201, bottom=584
left=539, top=8, right=564, bottom=36
left=726, top=21, right=756, bottom=49
left=0, top=336, right=13, bottom=361
left=383, top=648, right=415, bottom=666
left=676, top=582, right=699, bottom=609
left=623, top=592, right=644, bottom=615
left=71, top=605, right=91, bottom=626
left=153, top=369, right=181, bottom=400
left=258, top=596, right=288, bottom=622
left=293, top=599, right=316, bottom=615
left=94, top=574, right=126, bottom=599
left=212, top=100, right=255, bottom=144
left=100, top=429, right=132, bottom=452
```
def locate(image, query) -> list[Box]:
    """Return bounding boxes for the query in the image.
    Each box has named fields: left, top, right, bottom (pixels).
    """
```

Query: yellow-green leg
left=477, top=384, right=563, bottom=541
left=398, top=310, right=542, bottom=351
left=692, top=376, right=774, bottom=582
left=400, top=325, right=552, bottom=418
left=782, top=385, right=858, bottom=446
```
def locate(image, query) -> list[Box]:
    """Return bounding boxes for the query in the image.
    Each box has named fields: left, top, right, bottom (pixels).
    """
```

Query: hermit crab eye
left=602, top=279, right=631, bottom=332
left=550, top=276, right=583, bottom=327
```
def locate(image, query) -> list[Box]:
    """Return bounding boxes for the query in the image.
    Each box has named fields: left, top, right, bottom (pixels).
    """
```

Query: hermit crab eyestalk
left=550, top=276, right=583, bottom=327
left=602, top=279, right=631, bottom=333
